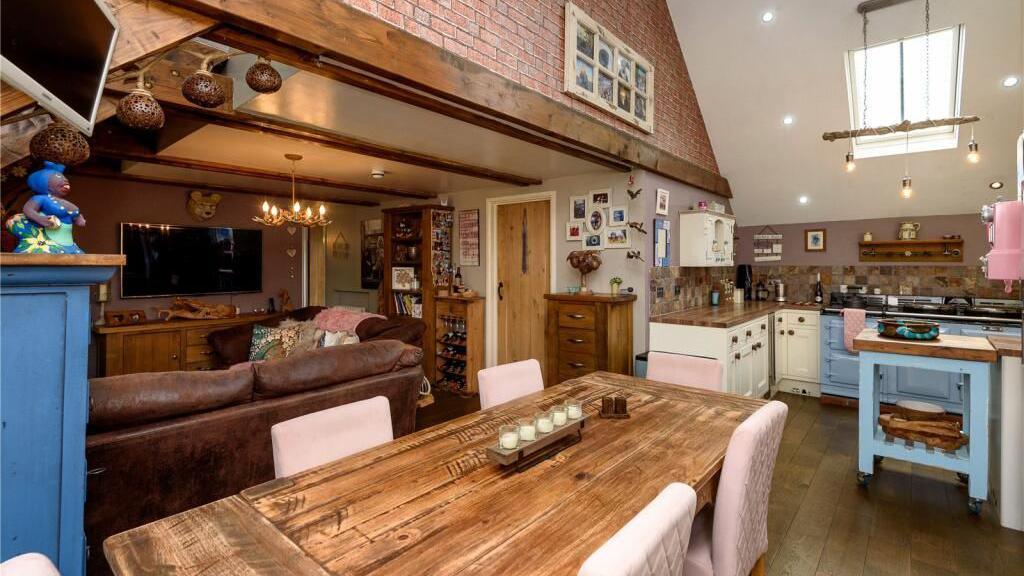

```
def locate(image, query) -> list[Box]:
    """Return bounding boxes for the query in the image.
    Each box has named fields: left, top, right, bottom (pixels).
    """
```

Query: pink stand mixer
left=981, top=199, right=1023, bottom=293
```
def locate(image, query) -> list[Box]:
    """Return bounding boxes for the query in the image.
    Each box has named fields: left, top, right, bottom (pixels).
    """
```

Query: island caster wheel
left=956, top=472, right=969, bottom=484
left=968, top=498, right=983, bottom=515
left=857, top=472, right=872, bottom=487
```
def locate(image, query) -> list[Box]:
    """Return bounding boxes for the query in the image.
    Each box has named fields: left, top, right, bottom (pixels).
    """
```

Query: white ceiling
left=668, top=0, right=1023, bottom=226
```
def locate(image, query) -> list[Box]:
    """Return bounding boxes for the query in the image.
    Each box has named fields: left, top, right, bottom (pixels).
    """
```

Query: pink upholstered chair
left=683, top=401, right=788, bottom=576
left=271, top=395, right=393, bottom=478
left=0, top=553, right=60, bottom=576
left=579, top=483, right=699, bottom=576
left=477, top=359, right=544, bottom=410
left=646, top=352, right=724, bottom=392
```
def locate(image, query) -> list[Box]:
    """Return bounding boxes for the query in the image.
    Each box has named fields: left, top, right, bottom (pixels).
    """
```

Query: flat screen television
left=1, top=0, right=119, bottom=135
left=120, top=223, right=263, bottom=298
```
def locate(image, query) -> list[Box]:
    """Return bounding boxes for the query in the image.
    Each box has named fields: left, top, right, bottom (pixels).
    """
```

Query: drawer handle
left=732, top=336, right=739, bottom=343
left=734, top=353, right=741, bottom=360
left=568, top=338, right=585, bottom=344
left=568, top=362, right=586, bottom=368
left=200, top=350, right=212, bottom=355
left=87, top=467, right=106, bottom=476
left=568, top=314, right=586, bottom=319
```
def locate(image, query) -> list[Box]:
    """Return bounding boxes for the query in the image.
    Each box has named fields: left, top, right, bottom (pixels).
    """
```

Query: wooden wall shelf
left=858, top=239, right=964, bottom=263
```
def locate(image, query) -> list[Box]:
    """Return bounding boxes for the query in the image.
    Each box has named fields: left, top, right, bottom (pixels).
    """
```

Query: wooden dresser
left=94, top=314, right=273, bottom=376
left=544, top=293, right=636, bottom=385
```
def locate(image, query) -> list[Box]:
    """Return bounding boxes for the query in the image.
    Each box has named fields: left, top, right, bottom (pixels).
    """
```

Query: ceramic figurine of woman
left=5, top=162, right=86, bottom=254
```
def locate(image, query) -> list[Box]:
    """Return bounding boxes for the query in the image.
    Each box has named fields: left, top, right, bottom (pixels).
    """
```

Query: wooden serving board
left=487, top=415, right=588, bottom=466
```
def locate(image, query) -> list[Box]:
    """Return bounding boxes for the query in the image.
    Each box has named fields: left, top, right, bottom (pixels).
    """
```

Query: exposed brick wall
left=342, top=0, right=720, bottom=174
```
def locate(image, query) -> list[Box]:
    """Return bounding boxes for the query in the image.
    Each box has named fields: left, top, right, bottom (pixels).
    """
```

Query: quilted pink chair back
left=0, top=553, right=61, bottom=576
left=477, top=359, right=544, bottom=410
left=712, top=400, right=788, bottom=576
left=646, top=352, right=724, bottom=392
left=578, top=483, right=698, bottom=576
left=271, top=396, right=393, bottom=478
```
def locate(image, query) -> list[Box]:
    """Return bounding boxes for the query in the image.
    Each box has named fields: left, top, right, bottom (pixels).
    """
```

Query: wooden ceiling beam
left=104, top=59, right=543, bottom=187
left=1, top=0, right=216, bottom=120
left=90, top=147, right=436, bottom=200
left=68, top=162, right=379, bottom=207
left=205, top=27, right=634, bottom=176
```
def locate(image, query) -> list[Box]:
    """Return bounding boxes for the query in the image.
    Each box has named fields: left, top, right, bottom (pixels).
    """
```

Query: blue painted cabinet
left=1, top=259, right=118, bottom=575
left=819, top=316, right=1020, bottom=413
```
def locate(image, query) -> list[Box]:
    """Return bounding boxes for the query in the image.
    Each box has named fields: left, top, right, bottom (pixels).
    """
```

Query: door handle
left=497, top=281, right=504, bottom=300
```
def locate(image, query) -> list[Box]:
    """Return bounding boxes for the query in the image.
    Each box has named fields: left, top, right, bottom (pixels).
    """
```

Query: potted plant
left=609, top=276, right=623, bottom=296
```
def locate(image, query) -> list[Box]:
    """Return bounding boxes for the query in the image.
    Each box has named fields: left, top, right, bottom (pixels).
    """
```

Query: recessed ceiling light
left=989, top=181, right=1004, bottom=189
left=798, top=195, right=808, bottom=204
left=782, top=115, right=794, bottom=125
left=761, top=11, right=775, bottom=23
left=1002, top=76, right=1020, bottom=88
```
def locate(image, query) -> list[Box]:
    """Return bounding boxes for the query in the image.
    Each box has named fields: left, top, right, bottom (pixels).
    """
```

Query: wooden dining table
left=104, top=371, right=765, bottom=575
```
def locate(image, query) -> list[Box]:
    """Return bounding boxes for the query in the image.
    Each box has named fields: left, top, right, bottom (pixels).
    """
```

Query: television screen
left=1, top=0, right=118, bottom=135
left=120, top=223, right=263, bottom=298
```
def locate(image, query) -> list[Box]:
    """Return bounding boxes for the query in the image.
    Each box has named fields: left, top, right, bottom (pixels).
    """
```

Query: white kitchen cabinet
left=775, top=310, right=820, bottom=383
left=650, top=312, right=771, bottom=396
left=678, top=211, right=735, bottom=267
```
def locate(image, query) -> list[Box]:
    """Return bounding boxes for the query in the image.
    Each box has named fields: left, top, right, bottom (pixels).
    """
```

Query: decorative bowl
left=877, top=318, right=940, bottom=340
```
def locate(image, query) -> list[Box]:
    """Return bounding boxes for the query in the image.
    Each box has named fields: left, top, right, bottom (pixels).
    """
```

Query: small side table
left=852, top=330, right=998, bottom=515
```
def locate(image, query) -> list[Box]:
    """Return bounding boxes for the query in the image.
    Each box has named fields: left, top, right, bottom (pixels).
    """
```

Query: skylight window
left=846, top=25, right=964, bottom=158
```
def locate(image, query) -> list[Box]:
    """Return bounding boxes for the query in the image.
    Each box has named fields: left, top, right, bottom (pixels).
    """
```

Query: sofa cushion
left=356, top=315, right=426, bottom=344
left=253, top=340, right=423, bottom=399
left=89, top=368, right=254, bottom=432
left=209, top=307, right=326, bottom=367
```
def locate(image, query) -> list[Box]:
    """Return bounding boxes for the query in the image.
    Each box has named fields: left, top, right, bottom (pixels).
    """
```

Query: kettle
left=897, top=221, right=921, bottom=240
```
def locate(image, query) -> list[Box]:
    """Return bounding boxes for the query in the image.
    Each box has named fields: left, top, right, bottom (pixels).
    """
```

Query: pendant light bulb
left=900, top=176, right=913, bottom=199
left=844, top=151, right=856, bottom=173
left=967, top=139, right=980, bottom=164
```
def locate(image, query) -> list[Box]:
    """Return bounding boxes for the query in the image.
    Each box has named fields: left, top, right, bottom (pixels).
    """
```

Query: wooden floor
left=417, top=390, right=1024, bottom=576
left=768, top=393, right=1024, bottom=576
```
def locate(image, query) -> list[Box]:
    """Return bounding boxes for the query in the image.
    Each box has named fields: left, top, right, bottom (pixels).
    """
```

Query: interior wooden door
left=496, top=200, right=550, bottom=367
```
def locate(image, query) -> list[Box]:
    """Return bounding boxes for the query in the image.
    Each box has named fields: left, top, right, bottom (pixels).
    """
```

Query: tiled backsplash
left=650, top=264, right=1019, bottom=314
left=753, top=265, right=1020, bottom=302
left=650, top=266, right=735, bottom=315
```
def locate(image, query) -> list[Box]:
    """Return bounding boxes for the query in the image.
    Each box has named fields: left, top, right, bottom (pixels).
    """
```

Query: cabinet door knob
left=732, top=336, right=739, bottom=343
left=788, top=330, right=795, bottom=336
left=798, top=317, right=805, bottom=323
left=779, top=330, right=785, bottom=335
left=761, top=324, right=767, bottom=330
left=746, top=330, right=752, bottom=336
left=568, top=313, right=586, bottom=319
left=734, top=353, right=741, bottom=360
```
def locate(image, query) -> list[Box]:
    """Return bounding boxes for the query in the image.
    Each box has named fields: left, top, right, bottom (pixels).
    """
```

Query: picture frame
left=587, top=207, right=606, bottom=233
left=589, top=188, right=611, bottom=208
left=360, top=218, right=384, bottom=289
left=805, top=229, right=827, bottom=252
left=566, top=222, right=583, bottom=241
left=569, top=195, right=588, bottom=221
left=605, top=227, right=630, bottom=249
left=655, top=188, right=670, bottom=216
left=391, top=266, right=416, bottom=290
left=654, top=218, right=671, bottom=267
left=458, top=209, right=480, bottom=266
left=608, top=205, right=628, bottom=227
left=582, top=232, right=605, bottom=249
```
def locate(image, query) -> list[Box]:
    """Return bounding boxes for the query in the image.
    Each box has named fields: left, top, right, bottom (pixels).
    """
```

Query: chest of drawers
left=544, top=293, right=635, bottom=385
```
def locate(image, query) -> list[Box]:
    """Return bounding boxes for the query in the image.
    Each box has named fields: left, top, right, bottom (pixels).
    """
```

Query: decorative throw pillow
left=278, top=319, right=325, bottom=357
left=322, top=330, right=360, bottom=347
left=249, top=324, right=302, bottom=361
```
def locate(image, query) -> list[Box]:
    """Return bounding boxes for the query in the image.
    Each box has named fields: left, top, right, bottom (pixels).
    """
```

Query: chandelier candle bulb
left=552, top=406, right=568, bottom=427
left=498, top=425, right=519, bottom=450
left=318, top=204, right=326, bottom=216
left=271, top=205, right=279, bottom=217
left=518, top=418, right=537, bottom=442
left=262, top=201, right=270, bottom=213
left=536, top=412, right=554, bottom=434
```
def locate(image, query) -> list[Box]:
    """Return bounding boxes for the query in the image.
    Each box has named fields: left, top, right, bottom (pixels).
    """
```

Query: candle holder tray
left=486, top=415, right=588, bottom=470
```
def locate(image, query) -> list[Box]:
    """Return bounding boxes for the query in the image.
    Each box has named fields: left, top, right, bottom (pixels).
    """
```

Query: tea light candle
left=499, top=425, right=519, bottom=450
left=552, top=406, right=567, bottom=426
left=535, top=412, right=554, bottom=434
left=566, top=400, right=583, bottom=420
left=518, top=418, right=537, bottom=442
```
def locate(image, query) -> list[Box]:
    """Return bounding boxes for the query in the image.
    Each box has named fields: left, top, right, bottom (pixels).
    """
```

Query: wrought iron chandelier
left=253, top=153, right=331, bottom=228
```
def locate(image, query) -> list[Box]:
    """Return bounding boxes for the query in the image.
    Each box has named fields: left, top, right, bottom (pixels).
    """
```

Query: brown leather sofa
left=207, top=306, right=426, bottom=368
left=84, top=340, right=423, bottom=575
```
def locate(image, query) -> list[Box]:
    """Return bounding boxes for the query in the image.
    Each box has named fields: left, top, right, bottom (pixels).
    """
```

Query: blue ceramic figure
left=5, top=162, right=86, bottom=254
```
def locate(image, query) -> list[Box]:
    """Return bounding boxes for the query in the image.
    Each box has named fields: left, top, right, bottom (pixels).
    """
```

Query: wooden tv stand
left=94, top=314, right=274, bottom=376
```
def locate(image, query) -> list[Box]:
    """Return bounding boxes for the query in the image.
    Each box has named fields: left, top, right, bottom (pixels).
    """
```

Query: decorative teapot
left=897, top=221, right=921, bottom=240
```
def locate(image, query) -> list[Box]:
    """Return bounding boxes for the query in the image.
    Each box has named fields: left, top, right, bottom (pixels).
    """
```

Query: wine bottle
left=814, top=272, right=824, bottom=304
left=454, top=266, right=463, bottom=292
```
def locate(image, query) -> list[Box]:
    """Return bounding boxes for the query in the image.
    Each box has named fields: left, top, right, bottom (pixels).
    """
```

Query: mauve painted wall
left=735, top=213, right=987, bottom=267
left=70, top=176, right=303, bottom=319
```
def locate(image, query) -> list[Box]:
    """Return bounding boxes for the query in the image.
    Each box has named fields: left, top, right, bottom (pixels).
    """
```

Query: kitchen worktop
left=852, top=329, right=998, bottom=363
left=650, top=301, right=822, bottom=328
left=988, top=335, right=1022, bottom=358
